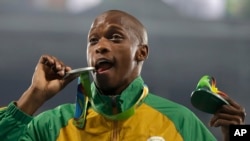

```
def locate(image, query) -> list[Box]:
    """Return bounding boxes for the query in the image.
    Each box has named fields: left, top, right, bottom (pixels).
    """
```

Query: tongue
left=97, top=63, right=112, bottom=72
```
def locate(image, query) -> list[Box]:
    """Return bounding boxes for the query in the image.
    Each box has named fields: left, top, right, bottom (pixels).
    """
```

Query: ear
left=136, top=44, right=149, bottom=62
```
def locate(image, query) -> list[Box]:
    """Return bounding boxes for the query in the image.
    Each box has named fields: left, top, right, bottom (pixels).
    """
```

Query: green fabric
left=89, top=76, right=144, bottom=120
left=144, top=93, right=216, bottom=141
left=0, top=77, right=216, bottom=141
left=19, top=103, right=75, bottom=141
left=0, top=102, right=33, bottom=141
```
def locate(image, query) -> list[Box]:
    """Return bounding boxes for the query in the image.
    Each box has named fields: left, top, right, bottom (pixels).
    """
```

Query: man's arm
left=0, top=55, right=76, bottom=140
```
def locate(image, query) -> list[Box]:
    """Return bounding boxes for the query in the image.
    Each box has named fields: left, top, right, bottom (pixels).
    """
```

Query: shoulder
left=31, top=103, right=75, bottom=129
left=144, top=93, right=193, bottom=117
left=35, top=103, right=75, bottom=121
left=144, top=93, right=202, bottom=128
left=144, top=93, right=216, bottom=140
left=20, top=103, right=75, bottom=140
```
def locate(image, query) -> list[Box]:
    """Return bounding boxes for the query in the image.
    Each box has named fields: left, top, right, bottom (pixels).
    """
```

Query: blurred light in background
left=32, top=0, right=102, bottom=13
left=162, top=0, right=225, bottom=20
left=162, top=0, right=250, bottom=20
left=226, top=0, right=250, bottom=19
left=1, top=0, right=249, bottom=20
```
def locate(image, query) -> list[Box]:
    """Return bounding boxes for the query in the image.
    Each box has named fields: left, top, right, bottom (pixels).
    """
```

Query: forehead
left=89, top=12, right=137, bottom=34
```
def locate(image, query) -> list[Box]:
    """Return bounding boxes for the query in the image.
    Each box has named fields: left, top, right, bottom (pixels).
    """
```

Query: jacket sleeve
left=180, top=111, right=217, bottom=141
left=0, top=102, right=33, bottom=141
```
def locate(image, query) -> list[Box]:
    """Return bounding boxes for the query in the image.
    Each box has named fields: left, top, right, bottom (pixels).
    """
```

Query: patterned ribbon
left=73, top=72, right=149, bottom=128
left=73, top=72, right=91, bottom=129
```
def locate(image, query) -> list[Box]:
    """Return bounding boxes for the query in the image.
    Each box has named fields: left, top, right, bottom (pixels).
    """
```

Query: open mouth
left=95, top=59, right=114, bottom=73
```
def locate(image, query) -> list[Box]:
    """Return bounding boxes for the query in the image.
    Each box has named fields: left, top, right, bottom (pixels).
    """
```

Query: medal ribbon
left=73, top=72, right=148, bottom=128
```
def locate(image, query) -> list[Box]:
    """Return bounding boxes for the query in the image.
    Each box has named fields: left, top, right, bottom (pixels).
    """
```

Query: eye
left=110, top=33, right=123, bottom=42
left=89, top=37, right=98, bottom=45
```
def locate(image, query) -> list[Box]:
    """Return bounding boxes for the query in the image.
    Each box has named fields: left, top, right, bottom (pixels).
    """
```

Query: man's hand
left=209, top=96, right=246, bottom=141
left=16, top=55, right=77, bottom=115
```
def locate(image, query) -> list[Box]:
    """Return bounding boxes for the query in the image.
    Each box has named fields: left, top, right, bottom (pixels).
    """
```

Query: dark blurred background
left=1, top=0, right=250, bottom=140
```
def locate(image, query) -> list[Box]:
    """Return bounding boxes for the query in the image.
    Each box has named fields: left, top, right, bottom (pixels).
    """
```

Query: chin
left=95, top=78, right=112, bottom=89
left=95, top=81, right=120, bottom=94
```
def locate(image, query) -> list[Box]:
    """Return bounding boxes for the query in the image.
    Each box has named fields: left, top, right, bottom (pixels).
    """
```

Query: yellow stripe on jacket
left=57, top=103, right=183, bottom=141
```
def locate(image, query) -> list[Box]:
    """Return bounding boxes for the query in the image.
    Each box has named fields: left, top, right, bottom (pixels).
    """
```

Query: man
left=0, top=10, right=246, bottom=141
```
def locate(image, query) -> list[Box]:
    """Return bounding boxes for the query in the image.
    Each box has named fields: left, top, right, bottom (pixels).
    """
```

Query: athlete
left=0, top=10, right=246, bottom=141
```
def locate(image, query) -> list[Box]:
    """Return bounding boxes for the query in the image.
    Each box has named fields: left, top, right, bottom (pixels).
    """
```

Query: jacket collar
left=89, top=76, right=147, bottom=120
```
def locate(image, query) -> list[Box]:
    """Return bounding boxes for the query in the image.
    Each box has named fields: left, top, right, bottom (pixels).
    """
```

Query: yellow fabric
left=57, top=104, right=183, bottom=141
left=0, top=107, right=7, bottom=110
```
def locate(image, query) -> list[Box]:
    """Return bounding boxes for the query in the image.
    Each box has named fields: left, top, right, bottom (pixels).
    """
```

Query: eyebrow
left=106, top=24, right=126, bottom=32
left=89, top=24, right=126, bottom=38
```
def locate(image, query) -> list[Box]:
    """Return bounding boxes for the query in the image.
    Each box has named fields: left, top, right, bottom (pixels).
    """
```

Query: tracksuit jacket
left=0, top=76, right=216, bottom=141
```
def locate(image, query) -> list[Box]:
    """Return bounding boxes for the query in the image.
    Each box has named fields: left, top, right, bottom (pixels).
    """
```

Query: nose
left=95, top=38, right=110, bottom=54
left=96, top=46, right=109, bottom=54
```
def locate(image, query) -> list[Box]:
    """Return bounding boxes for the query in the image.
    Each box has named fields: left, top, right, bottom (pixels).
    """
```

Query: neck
left=95, top=81, right=134, bottom=96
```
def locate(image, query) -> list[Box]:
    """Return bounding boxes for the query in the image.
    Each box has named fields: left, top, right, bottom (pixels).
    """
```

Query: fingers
left=40, top=55, right=72, bottom=77
left=209, top=97, right=246, bottom=127
left=210, top=111, right=243, bottom=127
left=222, top=96, right=241, bottom=109
left=222, top=96, right=246, bottom=121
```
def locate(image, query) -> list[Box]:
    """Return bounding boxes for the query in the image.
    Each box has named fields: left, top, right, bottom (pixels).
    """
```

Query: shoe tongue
left=97, top=62, right=112, bottom=72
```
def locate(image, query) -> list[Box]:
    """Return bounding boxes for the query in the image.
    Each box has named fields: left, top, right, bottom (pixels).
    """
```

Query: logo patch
left=147, top=136, right=165, bottom=141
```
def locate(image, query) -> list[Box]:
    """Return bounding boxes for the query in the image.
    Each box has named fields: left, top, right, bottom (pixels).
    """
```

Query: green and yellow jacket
left=0, top=77, right=216, bottom=141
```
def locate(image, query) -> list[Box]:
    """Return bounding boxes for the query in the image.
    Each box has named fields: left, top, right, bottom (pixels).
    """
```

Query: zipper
left=111, top=121, right=119, bottom=141
left=111, top=96, right=119, bottom=141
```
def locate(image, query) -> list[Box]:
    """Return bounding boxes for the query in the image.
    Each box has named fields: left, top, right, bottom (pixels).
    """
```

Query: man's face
left=87, top=12, right=141, bottom=95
